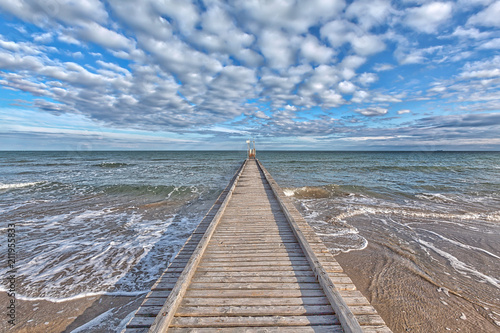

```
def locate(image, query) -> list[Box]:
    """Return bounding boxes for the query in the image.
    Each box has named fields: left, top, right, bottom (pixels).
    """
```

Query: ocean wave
left=283, top=184, right=380, bottom=199
left=100, top=184, right=207, bottom=199
left=332, top=206, right=500, bottom=223
left=0, top=290, right=148, bottom=303
left=93, top=162, right=131, bottom=168
left=416, top=193, right=458, bottom=203
left=0, top=181, right=43, bottom=190
left=283, top=186, right=331, bottom=198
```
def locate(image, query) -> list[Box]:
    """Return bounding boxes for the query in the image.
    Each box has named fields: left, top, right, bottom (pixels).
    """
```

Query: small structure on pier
left=247, top=140, right=256, bottom=159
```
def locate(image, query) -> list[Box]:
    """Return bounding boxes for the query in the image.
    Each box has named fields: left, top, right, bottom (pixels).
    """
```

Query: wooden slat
left=190, top=270, right=316, bottom=277
left=179, top=296, right=331, bottom=306
left=170, top=315, right=340, bottom=327
left=175, top=305, right=334, bottom=316
left=168, top=326, right=343, bottom=333
left=184, top=289, right=327, bottom=298
left=191, top=275, right=318, bottom=283
left=187, top=282, right=323, bottom=290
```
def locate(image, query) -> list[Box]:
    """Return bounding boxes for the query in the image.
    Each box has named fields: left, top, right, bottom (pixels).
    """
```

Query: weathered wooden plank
left=355, top=314, right=387, bottom=326
left=342, top=297, right=373, bottom=306
left=170, top=315, right=340, bottom=327
left=123, top=328, right=149, bottom=333
left=195, top=265, right=314, bottom=272
left=361, top=326, right=394, bottom=333
left=210, top=239, right=300, bottom=244
left=207, top=243, right=302, bottom=249
left=204, top=248, right=306, bottom=255
left=175, top=305, right=334, bottom=317
left=202, top=253, right=307, bottom=259
left=191, top=270, right=316, bottom=278
left=127, top=316, right=155, bottom=328
left=198, top=259, right=310, bottom=267
left=349, top=305, right=379, bottom=315
left=168, top=326, right=344, bottom=333
left=141, top=297, right=171, bottom=307
left=180, top=296, right=331, bottom=307
left=192, top=275, right=318, bottom=283
left=184, top=289, right=326, bottom=298
left=187, top=282, right=322, bottom=290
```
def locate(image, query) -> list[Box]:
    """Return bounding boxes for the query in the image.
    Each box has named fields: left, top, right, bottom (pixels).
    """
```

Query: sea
left=1, top=151, right=499, bottom=332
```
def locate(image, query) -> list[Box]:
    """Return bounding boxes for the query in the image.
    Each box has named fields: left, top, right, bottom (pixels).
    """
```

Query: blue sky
left=0, top=0, right=499, bottom=150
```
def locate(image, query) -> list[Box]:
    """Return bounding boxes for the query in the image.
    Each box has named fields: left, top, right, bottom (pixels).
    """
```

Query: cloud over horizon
left=0, top=0, right=499, bottom=150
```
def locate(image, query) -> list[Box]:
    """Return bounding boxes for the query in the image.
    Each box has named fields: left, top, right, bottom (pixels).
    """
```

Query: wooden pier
left=124, top=159, right=391, bottom=332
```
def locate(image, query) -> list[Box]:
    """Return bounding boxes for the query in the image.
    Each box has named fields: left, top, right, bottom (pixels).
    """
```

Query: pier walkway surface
left=124, top=159, right=391, bottom=333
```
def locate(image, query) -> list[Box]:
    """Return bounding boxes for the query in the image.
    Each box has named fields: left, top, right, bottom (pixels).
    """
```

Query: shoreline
left=334, top=235, right=499, bottom=332
left=0, top=292, right=143, bottom=333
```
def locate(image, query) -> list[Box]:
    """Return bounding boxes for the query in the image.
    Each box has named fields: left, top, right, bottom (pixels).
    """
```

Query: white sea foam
left=416, top=193, right=457, bottom=203
left=3, top=290, right=148, bottom=303
left=69, top=308, right=114, bottom=333
left=0, top=182, right=41, bottom=190
left=418, top=229, right=500, bottom=260
left=0, top=205, right=199, bottom=301
left=333, top=206, right=500, bottom=223
left=417, top=238, right=500, bottom=289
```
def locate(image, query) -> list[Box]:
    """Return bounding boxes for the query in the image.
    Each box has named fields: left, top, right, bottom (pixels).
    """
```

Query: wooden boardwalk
left=124, top=159, right=391, bottom=333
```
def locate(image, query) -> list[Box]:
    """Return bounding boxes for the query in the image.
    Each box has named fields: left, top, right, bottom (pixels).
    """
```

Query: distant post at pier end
left=246, top=140, right=256, bottom=159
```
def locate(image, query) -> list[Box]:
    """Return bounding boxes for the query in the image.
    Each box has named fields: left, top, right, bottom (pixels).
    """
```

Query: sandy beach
left=331, top=215, right=500, bottom=333
left=0, top=292, right=143, bottom=333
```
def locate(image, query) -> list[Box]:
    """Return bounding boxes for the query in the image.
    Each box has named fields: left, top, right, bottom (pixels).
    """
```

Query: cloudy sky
left=0, top=0, right=499, bottom=150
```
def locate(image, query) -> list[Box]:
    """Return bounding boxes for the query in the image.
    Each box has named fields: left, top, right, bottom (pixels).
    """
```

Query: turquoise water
left=1, top=151, right=499, bottom=330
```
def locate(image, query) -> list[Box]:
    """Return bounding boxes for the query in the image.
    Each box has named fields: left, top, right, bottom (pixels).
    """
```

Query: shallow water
left=259, top=151, right=500, bottom=332
left=1, top=151, right=499, bottom=332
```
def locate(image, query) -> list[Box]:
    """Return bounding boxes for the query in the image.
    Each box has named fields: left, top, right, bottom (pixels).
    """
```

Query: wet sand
left=0, top=292, right=143, bottom=333
left=333, top=220, right=500, bottom=333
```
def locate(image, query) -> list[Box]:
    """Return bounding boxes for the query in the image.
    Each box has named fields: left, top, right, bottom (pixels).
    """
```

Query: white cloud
left=320, top=20, right=353, bottom=47
left=33, top=32, right=53, bottom=43
left=300, top=35, right=335, bottom=64
left=467, top=1, right=500, bottom=27
left=321, top=20, right=385, bottom=56
left=451, top=27, right=491, bottom=40
left=373, top=94, right=402, bottom=103
left=479, top=38, right=500, bottom=49
left=346, top=0, right=393, bottom=30
left=351, top=90, right=370, bottom=103
left=154, top=0, right=200, bottom=35
left=232, top=0, right=345, bottom=34
left=0, top=0, right=108, bottom=26
left=255, top=111, right=270, bottom=119
left=395, top=45, right=443, bottom=65
left=259, top=29, right=297, bottom=70
left=373, top=63, right=395, bottom=72
left=107, top=0, right=173, bottom=40
left=76, top=23, right=135, bottom=50
left=351, top=34, right=386, bottom=56
left=398, top=109, right=411, bottom=114
left=459, top=56, right=500, bottom=79
left=405, top=2, right=453, bottom=33
left=358, top=73, right=378, bottom=86
left=338, top=81, right=357, bottom=94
